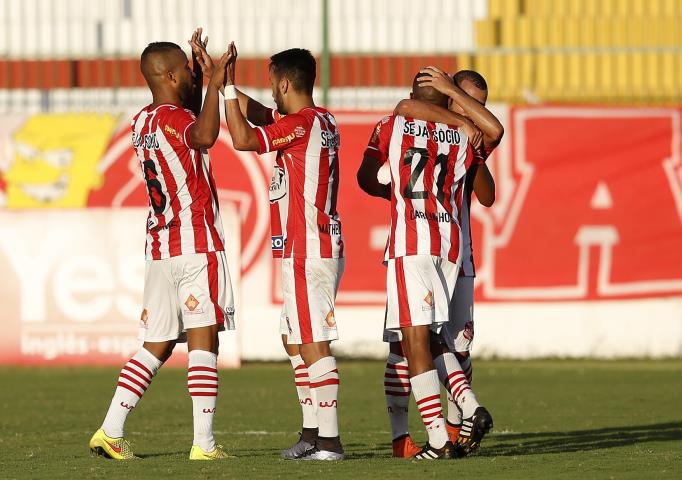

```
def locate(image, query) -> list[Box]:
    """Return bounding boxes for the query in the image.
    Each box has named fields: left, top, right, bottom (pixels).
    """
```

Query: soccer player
left=383, top=68, right=502, bottom=457
left=89, top=32, right=235, bottom=460
left=188, top=37, right=321, bottom=460
left=357, top=73, right=480, bottom=460
left=221, top=44, right=345, bottom=461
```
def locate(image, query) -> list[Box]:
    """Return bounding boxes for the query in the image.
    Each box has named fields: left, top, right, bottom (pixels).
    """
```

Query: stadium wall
left=0, top=105, right=681, bottom=365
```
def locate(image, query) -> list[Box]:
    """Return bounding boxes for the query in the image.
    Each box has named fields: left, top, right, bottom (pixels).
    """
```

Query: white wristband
left=224, top=85, right=238, bottom=100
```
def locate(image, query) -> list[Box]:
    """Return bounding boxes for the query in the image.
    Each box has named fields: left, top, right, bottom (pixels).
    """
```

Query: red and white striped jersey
left=364, top=115, right=475, bottom=264
left=460, top=144, right=495, bottom=277
left=255, top=107, right=344, bottom=259
left=132, top=103, right=225, bottom=260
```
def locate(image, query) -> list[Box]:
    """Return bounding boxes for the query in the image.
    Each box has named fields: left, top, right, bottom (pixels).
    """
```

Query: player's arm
left=357, top=155, right=391, bottom=200
left=418, top=66, right=504, bottom=149
left=187, top=28, right=205, bottom=117
left=222, top=43, right=261, bottom=151
left=186, top=48, right=231, bottom=149
left=472, top=163, right=495, bottom=207
left=357, top=119, right=391, bottom=200
left=189, top=35, right=274, bottom=126
left=394, top=99, right=483, bottom=148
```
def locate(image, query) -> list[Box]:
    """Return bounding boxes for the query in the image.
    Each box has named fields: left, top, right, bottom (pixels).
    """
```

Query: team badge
left=325, top=310, right=337, bottom=328
left=185, top=294, right=199, bottom=312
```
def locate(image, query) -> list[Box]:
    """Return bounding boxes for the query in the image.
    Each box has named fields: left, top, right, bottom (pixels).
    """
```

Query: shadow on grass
left=478, top=421, right=682, bottom=457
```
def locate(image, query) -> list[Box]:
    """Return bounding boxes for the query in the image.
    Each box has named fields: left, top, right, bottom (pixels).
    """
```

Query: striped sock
left=461, top=355, right=473, bottom=384
left=384, top=352, right=411, bottom=440
left=188, top=350, right=219, bottom=452
left=434, top=352, right=479, bottom=419
left=288, top=355, right=318, bottom=429
left=101, top=348, right=162, bottom=438
left=411, top=369, right=448, bottom=449
left=308, top=356, right=340, bottom=439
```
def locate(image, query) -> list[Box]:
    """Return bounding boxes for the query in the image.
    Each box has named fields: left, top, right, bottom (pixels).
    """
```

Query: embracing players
left=90, top=30, right=235, bottom=460
left=358, top=72, right=484, bottom=459
left=203, top=42, right=346, bottom=460
left=373, top=68, right=502, bottom=458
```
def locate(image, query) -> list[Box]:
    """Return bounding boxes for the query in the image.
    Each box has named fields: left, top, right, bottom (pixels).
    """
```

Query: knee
left=454, top=351, right=470, bottom=362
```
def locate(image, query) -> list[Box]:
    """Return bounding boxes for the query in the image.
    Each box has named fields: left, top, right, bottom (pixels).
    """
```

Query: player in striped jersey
left=90, top=32, right=235, bottom=461
left=380, top=69, right=502, bottom=458
left=219, top=44, right=345, bottom=461
left=358, top=73, right=481, bottom=460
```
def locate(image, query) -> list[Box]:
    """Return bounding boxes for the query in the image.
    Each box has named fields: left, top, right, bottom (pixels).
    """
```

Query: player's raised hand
left=208, top=48, right=230, bottom=90
left=461, top=117, right=483, bottom=149
left=225, top=42, right=238, bottom=86
left=417, top=66, right=455, bottom=94
left=189, top=28, right=215, bottom=77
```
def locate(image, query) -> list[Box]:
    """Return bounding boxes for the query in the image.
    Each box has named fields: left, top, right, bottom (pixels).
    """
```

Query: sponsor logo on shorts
left=140, top=309, right=148, bottom=329
left=463, top=321, right=474, bottom=341
left=422, top=291, right=434, bottom=311
left=184, top=294, right=204, bottom=314
left=325, top=310, right=337, bottom=328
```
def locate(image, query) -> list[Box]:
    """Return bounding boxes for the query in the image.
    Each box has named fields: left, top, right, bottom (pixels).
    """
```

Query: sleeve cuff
left=182, top=121, right=196, bottom=148
left=255, top=126, right=269, bottom=154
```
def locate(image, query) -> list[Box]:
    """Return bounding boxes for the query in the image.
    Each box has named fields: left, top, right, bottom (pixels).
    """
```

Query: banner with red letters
left=1, top=106, right=681, bottom=364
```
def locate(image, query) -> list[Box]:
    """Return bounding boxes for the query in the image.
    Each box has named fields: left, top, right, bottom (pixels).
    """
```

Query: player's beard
left=179, top=80, right=194, bottom=107
left=274, top=90, right=287, bottom=115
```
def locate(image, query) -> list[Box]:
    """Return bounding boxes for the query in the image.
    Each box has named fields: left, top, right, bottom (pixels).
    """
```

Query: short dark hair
left=141, top=42, right=182, bottom=62
left=453, top=70, right=488, bottom=91
left=412, top=72, right=448, bottom=108
left=269, top=48, right=316, bottom=95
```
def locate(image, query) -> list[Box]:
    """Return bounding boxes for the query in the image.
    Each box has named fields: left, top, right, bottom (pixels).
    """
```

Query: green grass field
left=1, top=360, right=681, bottom=479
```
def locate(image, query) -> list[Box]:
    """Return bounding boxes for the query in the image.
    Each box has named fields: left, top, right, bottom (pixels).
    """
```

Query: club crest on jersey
left=294, top=126, right=306, bottom=138
left=269, top=165, right=287, bottom=202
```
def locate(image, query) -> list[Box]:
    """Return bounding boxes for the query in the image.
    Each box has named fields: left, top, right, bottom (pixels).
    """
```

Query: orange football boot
left=446, top=422, right=461, bottom=444
left=392, top=434, right=421, bottom=458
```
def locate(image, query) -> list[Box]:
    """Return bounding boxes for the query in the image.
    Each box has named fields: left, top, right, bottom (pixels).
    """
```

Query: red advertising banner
left=1, top=106, right=681, bottom=364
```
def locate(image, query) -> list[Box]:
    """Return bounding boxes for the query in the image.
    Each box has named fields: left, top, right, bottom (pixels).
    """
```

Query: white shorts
left=138, top=251, right=235, bottom=343
left=385, top=255, right=459, bottom=335
left=279, top=257, right=344, bottom=344
left=441, top=276, right=475, bottom=352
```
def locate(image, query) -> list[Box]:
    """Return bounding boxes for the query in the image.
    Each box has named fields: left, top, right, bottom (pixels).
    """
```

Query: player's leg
left=438, top=276, right=492, bottom=455
left=178, top=252, right=235, bottom=460
left=388, top=256, right=452, bottom=459
left=281, top=329, right=318, bottom=458
left=91, top=260, right=177, bottom=460
left=384, top=338, right=420, bottom=458
left=283, top=257, right=344, bottom=460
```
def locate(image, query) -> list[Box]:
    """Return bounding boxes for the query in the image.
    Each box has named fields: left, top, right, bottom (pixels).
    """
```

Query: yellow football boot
left=189, top=444, right=234, bottom=460
left=89, top=429, right=135, bottom=460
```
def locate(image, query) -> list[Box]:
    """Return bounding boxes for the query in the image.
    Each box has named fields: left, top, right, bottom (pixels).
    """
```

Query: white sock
left=410, top=369, right=448, bottom=449
left=288, top=355, right=318, bottom=429
left=461, top=355, right=473, bottom=384
left=101, top=348, right=162, bottom=438
left=434, top=352, right=480, bottom=419
left=188, top=350, right=218, bottom=452
left=307, top=356, right=340, bottom=439
left=434, top=354, right=463, bottom=426
left=384, top=352, right=411, bottom=440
